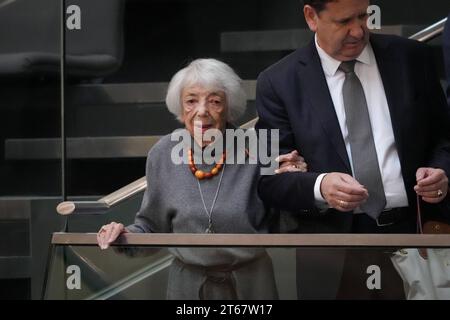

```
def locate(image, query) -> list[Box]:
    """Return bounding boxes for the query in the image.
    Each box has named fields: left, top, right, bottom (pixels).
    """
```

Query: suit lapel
left=297, top=42, right=351, bottom=172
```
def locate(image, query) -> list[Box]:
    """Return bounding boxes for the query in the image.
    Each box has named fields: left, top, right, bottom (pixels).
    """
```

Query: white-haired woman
left=96, top=58, right=306, bottom=299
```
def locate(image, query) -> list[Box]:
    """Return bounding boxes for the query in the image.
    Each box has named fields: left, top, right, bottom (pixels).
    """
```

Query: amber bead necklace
left=188, top=148, right=226, bottom=180
left=188, top=148, right=227, bottom=233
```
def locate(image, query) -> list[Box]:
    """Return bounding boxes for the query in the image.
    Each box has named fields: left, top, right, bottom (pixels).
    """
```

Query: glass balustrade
left=44, top=234, right=450, bottom=300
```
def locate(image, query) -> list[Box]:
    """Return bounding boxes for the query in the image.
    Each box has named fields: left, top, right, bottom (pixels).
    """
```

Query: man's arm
left=415, top=44, right=450, bottom=207
left=424, top=44, right=450, bottom=176
left=255, top=71, right=320, bottom=212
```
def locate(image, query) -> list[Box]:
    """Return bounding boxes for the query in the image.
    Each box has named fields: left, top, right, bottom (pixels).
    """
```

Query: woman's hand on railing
left=275, top=150, right=308, bottom=174
left=97, top=222, right=128, bottom=250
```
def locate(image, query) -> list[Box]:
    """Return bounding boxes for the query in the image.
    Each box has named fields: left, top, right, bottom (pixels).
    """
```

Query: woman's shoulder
left=147, top=133, right=173, bottom=159
left=146, top=129, right=189, bottom=162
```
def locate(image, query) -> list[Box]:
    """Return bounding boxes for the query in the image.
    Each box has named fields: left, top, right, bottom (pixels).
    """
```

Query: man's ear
left=304, top=5, right=318, bottom=32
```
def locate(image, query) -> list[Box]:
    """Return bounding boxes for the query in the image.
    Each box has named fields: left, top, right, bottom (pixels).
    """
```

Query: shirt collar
left=314, top=33, right=372, bottom=76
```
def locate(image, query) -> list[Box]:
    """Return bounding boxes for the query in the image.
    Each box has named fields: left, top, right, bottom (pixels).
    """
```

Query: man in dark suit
left=256, top=0, right=450, bottom=298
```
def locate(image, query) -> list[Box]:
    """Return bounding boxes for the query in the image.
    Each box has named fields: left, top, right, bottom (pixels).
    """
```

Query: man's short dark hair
left=302, top=0, right=335, bottom=13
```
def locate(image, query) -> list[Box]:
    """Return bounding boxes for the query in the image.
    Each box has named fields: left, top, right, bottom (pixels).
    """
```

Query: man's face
left=304, top=0, right=370, bottom=61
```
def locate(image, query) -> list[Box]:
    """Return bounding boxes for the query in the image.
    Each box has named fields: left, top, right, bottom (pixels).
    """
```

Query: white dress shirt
left=313, top=35, right=409, bottom=211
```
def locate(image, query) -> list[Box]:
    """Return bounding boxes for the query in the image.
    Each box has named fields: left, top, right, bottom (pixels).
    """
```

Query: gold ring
left=437, top=189, right=443, bottom=197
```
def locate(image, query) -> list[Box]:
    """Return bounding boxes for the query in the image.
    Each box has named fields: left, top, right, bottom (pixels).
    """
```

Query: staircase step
left=69, top=80, right=257, bottom=105
left=5, top=136, right=162, bottom=160
left=221, top=25, right=424, bottom=52
left=5, top=80, right=258, bottom=160
left=222, top=29, right=312, bottom=52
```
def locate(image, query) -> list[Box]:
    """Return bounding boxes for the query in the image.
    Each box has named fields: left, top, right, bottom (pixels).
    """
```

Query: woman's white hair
left=165, top=58, right=247, bottom=123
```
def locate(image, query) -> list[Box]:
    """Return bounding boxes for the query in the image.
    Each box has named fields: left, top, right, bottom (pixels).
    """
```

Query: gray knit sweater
left=126, top=131, right=273, bottom=264
left=125, top=131, right=278, bottom=298
left=127, top=131, right=269, bottom=232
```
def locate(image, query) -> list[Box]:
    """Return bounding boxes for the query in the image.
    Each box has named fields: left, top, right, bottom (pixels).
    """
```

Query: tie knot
left=339, top=60, right=356, bottom=74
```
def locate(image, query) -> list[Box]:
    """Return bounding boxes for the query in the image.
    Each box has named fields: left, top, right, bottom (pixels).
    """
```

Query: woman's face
left=181, top=84, right=228, bottom=147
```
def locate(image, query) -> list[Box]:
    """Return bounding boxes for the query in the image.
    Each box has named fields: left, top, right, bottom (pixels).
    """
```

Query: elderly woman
left=96, top=58, right=305, bottom=299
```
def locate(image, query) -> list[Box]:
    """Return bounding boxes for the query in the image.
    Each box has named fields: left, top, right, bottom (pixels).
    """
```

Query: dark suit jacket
left=444, top=14, right=450, bottom=106
left=256, top=33, right=450, bottom=233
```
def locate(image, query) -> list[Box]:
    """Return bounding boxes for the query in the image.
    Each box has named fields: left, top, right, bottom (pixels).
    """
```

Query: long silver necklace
left=197, top=163, right=226, bottom=233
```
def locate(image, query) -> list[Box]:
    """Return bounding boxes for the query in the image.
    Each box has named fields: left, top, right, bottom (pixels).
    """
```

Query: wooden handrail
left=52, top=233, right=450, bottom=247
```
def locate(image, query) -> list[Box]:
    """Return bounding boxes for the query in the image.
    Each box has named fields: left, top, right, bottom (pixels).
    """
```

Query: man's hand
left=275, top=150, right=308, bottom=173
left=415, top=168, right=448, bottom=204
left=320, top=173, right=369, bottom=212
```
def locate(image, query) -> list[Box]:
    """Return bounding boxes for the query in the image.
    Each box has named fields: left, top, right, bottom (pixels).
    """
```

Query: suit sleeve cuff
left=314, top=173, right=329, bottom=209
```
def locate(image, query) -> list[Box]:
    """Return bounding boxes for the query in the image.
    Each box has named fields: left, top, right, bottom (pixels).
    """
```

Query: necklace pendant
left=205, top=224, right=214, bottom=233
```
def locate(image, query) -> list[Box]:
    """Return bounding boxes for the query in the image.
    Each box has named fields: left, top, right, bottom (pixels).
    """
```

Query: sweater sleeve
left=126, top=146, right=173, bottom=233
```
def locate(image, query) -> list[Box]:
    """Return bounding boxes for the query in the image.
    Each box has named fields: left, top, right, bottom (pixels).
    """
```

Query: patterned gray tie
left=340, top=60, right=386, bottom=219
